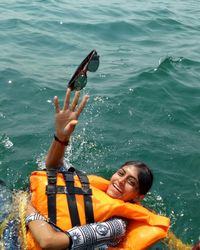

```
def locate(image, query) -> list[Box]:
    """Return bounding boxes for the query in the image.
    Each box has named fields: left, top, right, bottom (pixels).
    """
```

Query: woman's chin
left=106, top=186, right=121, bottom=199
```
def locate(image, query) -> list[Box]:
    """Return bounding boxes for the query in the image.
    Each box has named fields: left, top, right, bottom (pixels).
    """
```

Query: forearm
left=67, top=217, right=127, bottom=249
left=45, top=138, right=67, bottom=169
left=28, top=220, right=70, bottom=250
left=27, top=208, right=126, bottom=250
left=26, top=204, right=70, bottom=249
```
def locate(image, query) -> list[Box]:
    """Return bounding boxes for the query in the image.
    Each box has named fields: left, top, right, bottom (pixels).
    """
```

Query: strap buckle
left=46, top=185, right=57, bottom=194
left=47, top=170, right=57, bottom=184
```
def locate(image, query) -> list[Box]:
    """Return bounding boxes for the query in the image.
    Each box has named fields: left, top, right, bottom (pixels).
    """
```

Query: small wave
left=155, top=56, right=200, bottom=71
left=0, top=68, right=22, bottom=83
left=154, top=56, right=184, bottom=72
left=52, top=20, right=147, bottom=42
left=152, top=56, right=200, bottom=89
left=125, top=56, right=198, bottom=87
left=0, top=18, right=28, bottom=30
left=147, top=17, right=185, bottom=31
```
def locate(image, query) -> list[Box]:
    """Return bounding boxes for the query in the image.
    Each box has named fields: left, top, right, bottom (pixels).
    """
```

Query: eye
left=117, top=170, right=124, bottom=176
left=127, top=178, right=138, bottom=188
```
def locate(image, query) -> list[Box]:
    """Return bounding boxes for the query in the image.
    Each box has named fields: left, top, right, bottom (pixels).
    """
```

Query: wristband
left=25, top=213, right=46, bottom=225
left=54, top=134, right=69, bottom=146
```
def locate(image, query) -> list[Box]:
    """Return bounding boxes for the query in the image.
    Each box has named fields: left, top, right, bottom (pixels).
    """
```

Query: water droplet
left=2, top=137, right=13, bottom=149
left=156, top=195, right=162, bottom=201
left=0, top=112, right=5, bottom=118
left=128, top=110, right=133, bottom=116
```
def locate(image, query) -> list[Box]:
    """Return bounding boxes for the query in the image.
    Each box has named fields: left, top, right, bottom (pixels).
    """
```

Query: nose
left=118, top=176, right=126, bottom=185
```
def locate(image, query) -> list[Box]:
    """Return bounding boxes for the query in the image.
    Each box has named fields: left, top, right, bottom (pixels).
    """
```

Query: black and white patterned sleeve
left=66, top=217, right=127, bottom=250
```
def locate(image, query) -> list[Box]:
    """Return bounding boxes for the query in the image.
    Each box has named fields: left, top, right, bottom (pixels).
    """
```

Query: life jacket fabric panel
left=108, top=220, right=168, bottom=250
left=28, top=171, right=170, bottom=250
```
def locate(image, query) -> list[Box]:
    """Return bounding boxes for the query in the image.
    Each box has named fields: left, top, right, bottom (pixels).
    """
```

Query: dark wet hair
left=120, top=161, right=153, bottom=195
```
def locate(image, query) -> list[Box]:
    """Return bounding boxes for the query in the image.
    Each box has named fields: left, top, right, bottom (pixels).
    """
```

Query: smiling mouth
left=113, top=184, right=122, bottom=193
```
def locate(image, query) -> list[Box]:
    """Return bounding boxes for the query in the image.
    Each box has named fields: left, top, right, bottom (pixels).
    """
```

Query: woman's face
left=106, top=165, right=144, bottom=202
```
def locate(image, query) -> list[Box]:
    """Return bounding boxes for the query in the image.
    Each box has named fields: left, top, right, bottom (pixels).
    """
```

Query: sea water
left=0, top=0, right=200, bottom=247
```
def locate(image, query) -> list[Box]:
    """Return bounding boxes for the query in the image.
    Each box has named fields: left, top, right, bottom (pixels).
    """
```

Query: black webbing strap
left=75, top=169, right=95, bottom=224
left=46, top=169, right=57, bottom=224
left=46, top=185, right=92, bottom=195
left=46, top=167, right=94, bottom=227
left=62, top=171, right=81, bottom=227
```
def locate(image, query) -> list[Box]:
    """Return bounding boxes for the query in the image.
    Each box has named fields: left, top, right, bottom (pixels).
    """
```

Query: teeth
left=113, top=184, right=122, bottom=193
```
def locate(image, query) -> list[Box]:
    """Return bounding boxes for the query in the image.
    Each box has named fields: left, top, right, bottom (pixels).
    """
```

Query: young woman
left=25, top=88, right=168, bottom=250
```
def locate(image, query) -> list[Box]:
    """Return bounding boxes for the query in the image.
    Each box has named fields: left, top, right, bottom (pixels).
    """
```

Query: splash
left=1, top=135, right=13, bottom=149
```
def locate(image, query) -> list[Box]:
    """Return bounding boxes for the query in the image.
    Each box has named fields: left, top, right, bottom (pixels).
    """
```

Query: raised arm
left=45, top=88, right=88, bottom=169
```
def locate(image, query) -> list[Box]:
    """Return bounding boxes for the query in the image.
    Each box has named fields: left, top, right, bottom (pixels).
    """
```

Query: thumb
left=64, top=120, right=78, bottom=135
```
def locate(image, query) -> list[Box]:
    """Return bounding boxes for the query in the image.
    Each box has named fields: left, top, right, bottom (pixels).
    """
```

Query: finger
left=70, top=91, right=80, bottom=111
left=76, top=95, right=89, bottom=118
left=54, top=96, right=60, bottom=113
left=63, top=88, right=71, bottom=111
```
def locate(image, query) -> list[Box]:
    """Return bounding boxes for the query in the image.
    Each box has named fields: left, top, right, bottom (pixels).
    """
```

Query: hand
left=54, top=88, right=89, bottom=142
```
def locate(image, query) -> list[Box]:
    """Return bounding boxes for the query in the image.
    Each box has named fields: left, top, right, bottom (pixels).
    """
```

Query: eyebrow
left=121, top=168, right=138, bottom=182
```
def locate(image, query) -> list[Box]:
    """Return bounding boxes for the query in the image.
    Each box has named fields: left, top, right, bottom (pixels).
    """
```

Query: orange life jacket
left=27, top=169, right=170, bottom=250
